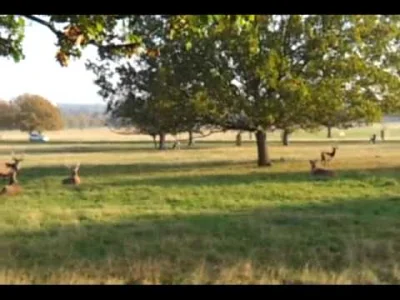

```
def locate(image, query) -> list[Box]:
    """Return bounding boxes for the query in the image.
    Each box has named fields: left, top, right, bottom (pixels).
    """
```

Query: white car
left=29, top=132, right=50, bottom=143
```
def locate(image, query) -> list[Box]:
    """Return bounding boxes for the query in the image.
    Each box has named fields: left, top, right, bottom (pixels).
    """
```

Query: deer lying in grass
left=320, top=146, right=337, bottom=165
left=0, top=152, right=24, bottom=181
left=309, top=160, right=335, bottom=177
left=62, top=163, right=81, bottom=186
left=0, top=170, right=22, bottom=196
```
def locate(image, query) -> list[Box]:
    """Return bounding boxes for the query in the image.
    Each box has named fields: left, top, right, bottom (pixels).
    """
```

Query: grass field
left=1, top=128, right=400, bottom=284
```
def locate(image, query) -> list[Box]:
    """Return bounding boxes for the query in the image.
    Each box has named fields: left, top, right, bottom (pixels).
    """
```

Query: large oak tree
left=184, top=15, right=400, bottom=166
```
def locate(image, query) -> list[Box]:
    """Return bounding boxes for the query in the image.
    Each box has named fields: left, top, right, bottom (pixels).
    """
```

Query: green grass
left=1, top=141, right=400, bottom=284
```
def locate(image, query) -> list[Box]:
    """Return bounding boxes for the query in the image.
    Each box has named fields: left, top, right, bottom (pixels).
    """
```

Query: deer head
left=8, top=151, right=24, bottom=172
left=64, top=162, right=80, bottom=176
left=309, top=160, right=317, bottom=170
left=62, top=162, right=81, bottom=186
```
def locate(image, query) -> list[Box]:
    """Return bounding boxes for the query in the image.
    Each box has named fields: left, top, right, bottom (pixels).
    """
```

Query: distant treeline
left=59, top=104, right=107, bottom=129
left=61, top=111, right=107, bottom=129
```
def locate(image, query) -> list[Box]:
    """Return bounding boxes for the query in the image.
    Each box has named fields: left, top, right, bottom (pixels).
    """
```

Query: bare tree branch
left=192, top=129, right=225, bottom=139
left=22, top=15, right=63, bottom=38
left=21, top=15, right=163, bottom=54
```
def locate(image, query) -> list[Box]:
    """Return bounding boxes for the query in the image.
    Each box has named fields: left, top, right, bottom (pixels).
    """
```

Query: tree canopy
left=0, top=99, right=18, bottom=130
left=11, top=94, right=64, bottom=133
left=0, top=15, right=255, bottom=66
left=87, top=15, right=221, bottom=147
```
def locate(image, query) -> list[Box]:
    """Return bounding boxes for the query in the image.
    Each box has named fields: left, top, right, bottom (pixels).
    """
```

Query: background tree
left=12, top=94, right=64, bottom=133
left=88, top=15, right=221, bottom=149
left=306, top=15, right=400, bottom=139
left=0, top=99, right=18, bottom=130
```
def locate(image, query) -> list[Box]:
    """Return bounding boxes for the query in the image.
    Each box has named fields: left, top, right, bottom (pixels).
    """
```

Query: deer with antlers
left=0, top=169, right=22, bottom=196
left=320, top=146, right=338, bottom=165
left=0, top=152, right=24, bottom=182
left=62, top=163, right=81, bottom=186
left=309, top=159, right=335, bottom=177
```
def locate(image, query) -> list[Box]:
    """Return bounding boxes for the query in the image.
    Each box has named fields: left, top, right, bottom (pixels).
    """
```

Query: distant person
left=380, top=129, right=385, bottom=141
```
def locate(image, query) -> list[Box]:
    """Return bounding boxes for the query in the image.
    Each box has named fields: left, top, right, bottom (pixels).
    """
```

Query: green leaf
left=127, top=34, right=141, bottom=44
left=169, top=29, right=175, bottom=40
left=96, top=22, right=104, bottom=32
left=185, top=41, right=192, bottom=51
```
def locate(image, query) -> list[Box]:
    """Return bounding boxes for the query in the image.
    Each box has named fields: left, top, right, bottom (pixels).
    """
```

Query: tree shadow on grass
left=0, top=143, right=227, bottom=156
left=96, top=165, right=400, bottom=188
left=18, top=159, right=257, bottom=181
left=16, top=156, right=400, bottom=188
left=0, top=145, right=154, bottom=155
left=2, top=195, right=400, bottom=284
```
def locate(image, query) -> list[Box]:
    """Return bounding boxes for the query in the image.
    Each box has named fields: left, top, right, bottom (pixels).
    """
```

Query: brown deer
left=62, top=163, right=81, bottom=185
left=0, top=170, right=22, bottom=196
left=309, top=160, right=335, bottom=177
left=320, top=146, right=337, bottom=165
left=0, top=152, right=24, bottom=181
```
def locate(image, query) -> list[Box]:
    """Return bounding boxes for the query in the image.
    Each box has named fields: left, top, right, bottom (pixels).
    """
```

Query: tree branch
left=219, top=121, right=258, bottom=132
left=192, top=128, right=225, bottom=139
left=106, top=123, right=142, bottom=135
left=22, top=15, right=63, bottom=38
left=22, top=15, right=162, bottom=54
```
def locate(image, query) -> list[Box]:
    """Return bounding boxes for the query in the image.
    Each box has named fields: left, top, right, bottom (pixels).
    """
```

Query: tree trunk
left=151, top=134, right=157, bottom=149
left=236, top=131, right=242, bottom=146
left=282, top=129, right=290, bottom=146
left=158, top=133, right=166, bottom=150
left=380, top=129, right=385, bottom=141
left=327, top=126, right=332, bottom=139
left=255, top=129, right=271, bottom=167
left=188, top=130, right=193, bottom=146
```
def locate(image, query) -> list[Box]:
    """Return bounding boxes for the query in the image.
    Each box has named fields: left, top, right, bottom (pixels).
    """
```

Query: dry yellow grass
left=0, top=121, right=400, bottom=143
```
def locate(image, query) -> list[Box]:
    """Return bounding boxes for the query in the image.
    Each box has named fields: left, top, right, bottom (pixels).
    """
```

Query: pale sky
left=0, top=21, right=104, bottom=105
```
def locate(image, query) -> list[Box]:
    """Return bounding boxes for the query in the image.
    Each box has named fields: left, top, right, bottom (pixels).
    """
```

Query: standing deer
left=0, top=170, right=22, bottom=196
left=309, top=160, right=335, bottom=177
left=0, top=152, right=24, bottom=181
left=320, top=146, right=338, bottom=165
left=62, top=163, right=81, bottom=185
